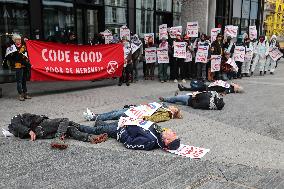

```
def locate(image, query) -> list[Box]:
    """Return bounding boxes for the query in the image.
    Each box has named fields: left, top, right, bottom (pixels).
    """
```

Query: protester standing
left=144, top=36, right=156, bottom=80
left=251, top=36, right=269, bottom=76
left=196, top=34, right=210, bottom=82
left=158, top=37, right=169, bottom=83
left=242, top=36, right=254, bottom=77
left=118, top=37, right=132, bottom=86
left=211, top=33, right=223, bottom=80
left=184, top=35, right=194, bottom=80
left=231, top=35, right=245, bottom=78
left=173, top=32, right=186, bottom=83
left=265, top=35, right=279, bottom=75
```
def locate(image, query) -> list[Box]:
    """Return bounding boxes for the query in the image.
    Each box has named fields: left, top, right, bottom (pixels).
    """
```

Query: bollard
left=0, top=87, right=2, bottom=98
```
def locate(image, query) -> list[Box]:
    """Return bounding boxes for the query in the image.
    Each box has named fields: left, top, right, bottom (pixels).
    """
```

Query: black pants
left=236, top=61, right=243, bottom=78
left=119, top=64, right=132, bottom=84
left=15, top=68, right=28, bottom=94
left=173, top=58, right=185, bottom=80
left=132, top=58, right=139, bottom=81
left=145, top=63, right=155, bottom=78
left=187, top=61, right=195, bottom=79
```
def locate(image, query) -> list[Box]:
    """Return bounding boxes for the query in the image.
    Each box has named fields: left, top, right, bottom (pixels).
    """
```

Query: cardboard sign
left=145, top=47, right=157, bottom=63
left=157, top=48, right=169, bottom=63
left=195, top=45, right=209, bottom=63
left=144, top=33, right=155, bottom=44
left=167, top=144, right=210, bottom=159
left=5, top=44, right=17, bottom=57
left=186, top=22, right=199, bottom=37
left=124, top=102, right=162, bottom=119
left=173, top=42, right=187, bottom=58
left=101, top=30, right=113, bottom=44
left=233, top=46, right=246, bottom=62
left=208, top=80, right=230, bottom=88
left=211, top=55, right=222, bottom=72
left=249, top=26, right=257, bottom=40
left=159, top=24, right=168, bottom=40
left=225, top=25, right=238, bottom=38
left=185, top=51, right=192, bottom=62
left=245, top=46, right=254, bottom=62
left=269, top=47, right=283, bottom=61
left=226, top=58, right=238, bottom=72
left=120, top=25, right=130, bottom=40
left=211, top=28, right=221, bottom=42
left=118, top=117, right=154, bottom=130
left=169, top=26, right=182, bottom=38
left=131, top=34, right=142, bottom=54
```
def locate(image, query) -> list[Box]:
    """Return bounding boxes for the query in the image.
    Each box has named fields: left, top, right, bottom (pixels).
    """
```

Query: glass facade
left=136, top=0, right=154, bottom=38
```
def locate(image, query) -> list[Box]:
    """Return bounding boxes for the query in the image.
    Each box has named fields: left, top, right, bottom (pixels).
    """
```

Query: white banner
left=195, top=45, right=209, bottom=63
left=211, top=28, right=221, bottom=42
left=225, top=25, right=238, bottom=38
left=234, top=46, right=246, bottom=62
left=186, top=22, right=199, bottom=37
left=249, top=26, right=257, bottom=40
left=169, top=26, right=182, bottom=38
left=124, top=102, right=162, bottom=119
left=269, top=47, right=283, bottom=61
left=157, top=48, right=169, bottom=63
left=131, top=34, right=142, bottom=54
left=159, top=24, right=168, bottom=40
left=145, top=47, right=157, bottom=63
left=185, top=51, right=192, bottom=62
left=120, top=25, right=130, bottom=40
left=208, top=80, right=230, bottom=88
left=167, top=144, right=210, bottom=159
left=173, top=42, right=187, bottom=58
left=144, top=33, right=155, bottom=44
left=211, top=55, right=222, bottom=72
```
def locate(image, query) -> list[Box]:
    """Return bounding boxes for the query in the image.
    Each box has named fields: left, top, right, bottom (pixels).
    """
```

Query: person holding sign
left=144, top=36, right=157, bottom=80
left=6, top=34, right=32, bottom=101
left=158, top=37, right=170, bottom=82
left=159, top=91, right=225, bottom=110
left=221, top=51, right=237, bottom=80
left=231, top=35, right=245, bottom=78
left=118, top=37, right=132, bottom=86
left=242, top=35, right=254, bottom=77
left=184, top=35, right=195, bottom=80
left=251, top=36, right=269, bottom=76
left=210, top=33, right=224, bottom=80
left=79, top=118, right=181, bottom=151
left=195, top=34, right=210, bottom=81
left=265, top=35, right=280, bottom=75
left=172, top=32, right=186, bottom=83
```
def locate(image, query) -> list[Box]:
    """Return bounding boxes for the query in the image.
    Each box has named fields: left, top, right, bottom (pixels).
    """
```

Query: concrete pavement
left=0, top=62, right=283, bottom=188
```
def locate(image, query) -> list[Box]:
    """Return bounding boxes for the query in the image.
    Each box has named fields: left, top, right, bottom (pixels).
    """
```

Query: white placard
left=124, top=102, right=162, bottom=119
left=5, top=44, right=17, bottom=57
left=211, top=55, right=222, bottom=72
left=249, top=26, right=257, bottom=40
left=131, top=34, right=142, bottom=54
left=145, top=47, right=157, bottom=63
left=245, top=47, right=254, bottom=62
left=173, top=42, right=187, bottom=58
left=118, top=117, right=154, bottom=130
left=169, top=26, right=182, bottom=38
left=101, top=30, right=113, bottom=44
left=226, top=58, right=238, bottom=72
left=159, top=24, right=168, bottom=40
left=157, top=48, right=169, bottom=63
left=167, top=144, right=210, bottom=159
left=211, top=28, right=221, bottom=42
left=185, top=51, right=192, bottom=62
left=225, top=25, right=238, bottom=38
left=144, top=33, right=155, bottom=44
left=269, top=47, right=283, bottom=61
left=233, top=46, right=246, bottom=62
left=208, top=80, right=230, bottom=88
left=120, top=25, right=130, bottom=40
left=195, top=45, right=209, bottom=63
left=186, top=22, right=199, bottom=37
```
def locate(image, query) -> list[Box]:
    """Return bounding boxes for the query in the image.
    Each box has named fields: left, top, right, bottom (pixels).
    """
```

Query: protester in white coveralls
left=251, top=36, right=269, bottom=76
left=264, top=35, right=279, bottom=75
left=242, top=35, right=254, bottom=77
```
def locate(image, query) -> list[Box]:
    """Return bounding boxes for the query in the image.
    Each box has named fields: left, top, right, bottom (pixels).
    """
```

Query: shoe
left=151, top=77, right=154, bottom=80
left=251, top=72, right=254, bottom=76
left=174, top=79, right=178, bottom=83
left=270, top=72, right=274, bottom=75
left=178, top=84, right=184, bottom=91
left=264, top=71, right=267, bottom=75
left=182, top=79, right=186, bottom=83
left=89, top=133, right=108, bottom=144
left=245, top=73, right=250, bottom=77
left=260, top=71, right=263, bottom=76
left=50, top=138, right=68, bottom=150
left=118, top=83, right=122, bottom=86
left=18, top=94, right=25, bottom=101
left=83, top=108, right=95, bottom=121
left=159, top=97, right=164, bottom=102
left=174, top=90, right=179, bottom=96
left=23, top=93, right=32, bottom=99
left=126, top=82, right=130, bottom=86
left=161, top=80, right=164, bottom=83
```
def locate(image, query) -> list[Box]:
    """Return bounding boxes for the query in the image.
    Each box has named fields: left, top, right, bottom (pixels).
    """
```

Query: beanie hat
left=168, top=139, right=181, bottom=150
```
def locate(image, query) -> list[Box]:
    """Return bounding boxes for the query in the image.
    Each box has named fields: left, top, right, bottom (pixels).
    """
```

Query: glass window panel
left=105, top=6, right=127, bottom=32
left=76, top=9, right=83, bottom=44
left=75, top=0, right=103, bottom=5
left=42, top=0, right=73, bottom=7
left=173, top=13, right=181, bottom=26
left=136, top=9, right=153, bottom=37
left=242, top=0, right=250, bottom=19
left=233, top=0, right=242, bottom=18
left=136, top=0, right=154, bottom=10
left=156, top=0, right=172, bottom=12
left=105, top=0, right=127, bottom=7
left=0, top=0, right=27, bottom=3
left=250, top=1, right=258, bottom=19
left=173, top=0, right=181, bottom=13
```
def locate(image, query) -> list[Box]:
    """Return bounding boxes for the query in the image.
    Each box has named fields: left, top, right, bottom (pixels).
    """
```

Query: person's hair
left=234, top=86, right=244, bottom=93
left=174, top=109, right=183, bottom=119
left=167, top=139, right=181, bottom=150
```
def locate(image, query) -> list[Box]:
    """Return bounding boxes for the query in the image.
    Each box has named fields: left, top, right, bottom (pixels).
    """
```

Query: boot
left=251, top=72, right=254, bottom=76
left=18, top=94, right=25, bottom=101
left=260, top=71, right=263, bottom=76
left=245, top=73, right=250, bottom=77
left=264, top=71, right=267, bottom=75
left=178, top=84, right=184, bottom=91
left=23, top=93, right=32, bottom=99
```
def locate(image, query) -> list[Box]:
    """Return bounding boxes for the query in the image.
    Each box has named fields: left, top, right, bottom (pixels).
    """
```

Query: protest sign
left=130, top=34, right=142, bottom=54
left=269, top=47, right=283, bottom=61
left=101, top=30, right=113, bottom=44
left=173, top=42, right=187, bottom=58
left=233, top=46, right=246, bottom=62
left=226, top=58, right=238, bottom=72
left=249, top=26, right=257, bottom=40
left=120, top=25, right=130, bottom=40
left=186, top=22, right=198, bottom=37
left=210, top=55, right=222, bottom=72
left=211, top=28, right=221, bottom=42
left=208, top=80, right=230, bottom=88
left=117, top=117, right=153, bottom=130
left=5, top=44, right=17, bottom=57
left=185, top=51, right=192, bottom=62
left=124, top=102, right=162, bottom=119
left=225, top=25, right=238, bottom=38
left=145, top=47, right=157, bottom=63
left=167, top=144, right=210, bottom=159
left=144, top=33, right=155, bottom=44
left=195, top=45, right=209, bottom=63
left=26, top=40, right=124, bottom=81
left=169, top=26, right=182, bottom=38
left=159, top=24, right=168, bottom=40
left=245, top=47, right=254, bottom=62
left=157, top=48, right=169, bottom=63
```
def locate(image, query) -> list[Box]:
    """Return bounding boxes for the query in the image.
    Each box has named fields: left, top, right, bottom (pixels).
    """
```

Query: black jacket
left=190, top=91, right=225, bottom=110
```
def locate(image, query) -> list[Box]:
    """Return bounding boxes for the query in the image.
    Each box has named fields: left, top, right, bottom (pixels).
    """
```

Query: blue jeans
left=79, top=121, right=118, bottom=139
left=163, top=95, right=191, bottom=106
left=15, top=68, right=27, bottom=94
left=92, top=108, right=127, bottom=121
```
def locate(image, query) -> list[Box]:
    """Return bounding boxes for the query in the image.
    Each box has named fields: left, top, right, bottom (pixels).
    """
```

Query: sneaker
left=23, top=93, right=32, bottom=99
left=174, top=79, right=178, bottom=83
left=126, top=82, right=130, bottom=86
left=159, top=97, right=165, bottom=102
left=161, top=80, right=164, bottom=83
left=18, top=94, right=25, bottom=101
left=89, top=133, right=108, bottom=144
left=178, top=84, right=184, bottom=91
left=270, top=72, right=274, bottom=75
left=118, top=83, right=122, bottom=86
left=264, top=71, right=267, bottom=75
left=182, top=79, right=186, bottom=83
left=83, top=108, right=95, bottom=121
left=174, top=90, right=179, bottom=96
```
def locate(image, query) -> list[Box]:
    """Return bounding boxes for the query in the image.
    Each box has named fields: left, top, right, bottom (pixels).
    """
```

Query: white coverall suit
left=242, top=42, right=254, bottom=74
left=265, top=35, right=278, bottom=74
left=251, top=40, right=269, bottom=74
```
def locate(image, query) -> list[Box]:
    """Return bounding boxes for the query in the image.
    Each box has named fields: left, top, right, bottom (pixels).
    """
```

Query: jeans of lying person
left=79, top=121, right=118, bottom=139
left=163, top=95, right=192, bottom=106
left=91, top=108, right=128, bottom=121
